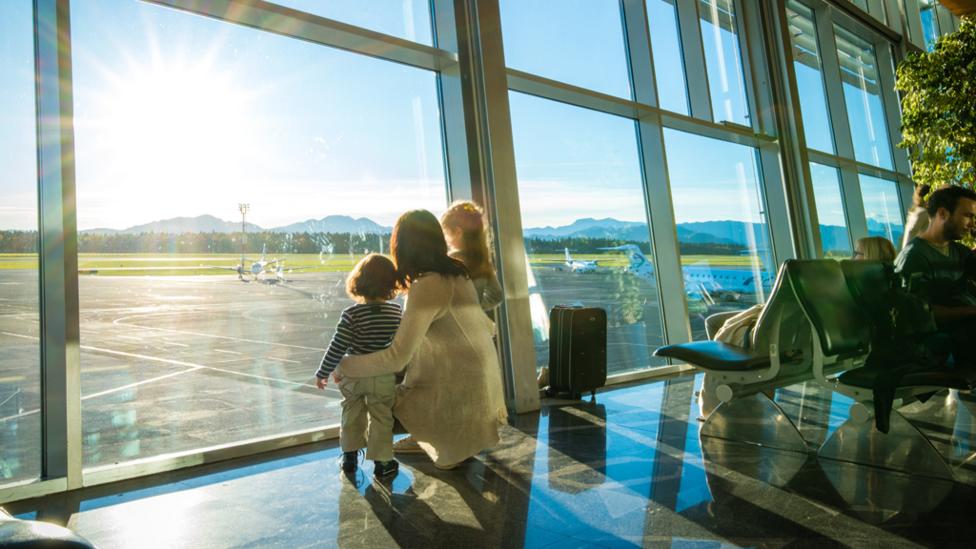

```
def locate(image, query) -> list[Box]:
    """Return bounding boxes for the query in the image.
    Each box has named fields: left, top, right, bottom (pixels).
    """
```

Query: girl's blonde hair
left=440, top=200, right=494, bottom=279
left=854, top=236, right=896, bottom=262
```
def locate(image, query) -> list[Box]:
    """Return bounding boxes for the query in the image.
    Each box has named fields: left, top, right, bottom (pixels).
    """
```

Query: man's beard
left=943, top=219, right=965, bottom=241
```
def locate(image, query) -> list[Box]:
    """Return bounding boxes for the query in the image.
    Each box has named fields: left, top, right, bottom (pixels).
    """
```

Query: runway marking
left=82, top=345, right=316, bottom=389
left=265, top=356, right=300, bottom=364
left=0, top=329, right=340, bottom=422
left=112, top=317, right=325, bottom=352
left=161, top=339, right=189, bottom=348
left=0, top=375, right=26, bottom=383
left=82, top=364, right=130, bottom=373
left=0, top=328, right=317, bottom=394
left=82, top=366, right=203, bottom=401
left=1, top=331, right=37, bottom=341
left=214, top=349, right=242, bottom=355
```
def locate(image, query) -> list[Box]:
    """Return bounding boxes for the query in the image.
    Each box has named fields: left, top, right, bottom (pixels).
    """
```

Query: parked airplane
left=561, top=248, right=598, bottom=273
left=599, top=245, right=774, bottom=302
left=206, top=244, right=315, bottom=282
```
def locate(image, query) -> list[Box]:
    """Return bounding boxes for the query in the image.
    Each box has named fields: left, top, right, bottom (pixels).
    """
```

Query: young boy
left=315, top=254, right=401, bottom=478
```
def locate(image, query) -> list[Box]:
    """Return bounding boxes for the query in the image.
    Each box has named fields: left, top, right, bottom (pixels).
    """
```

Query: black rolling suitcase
left=547, top=306, right=607, bottom=399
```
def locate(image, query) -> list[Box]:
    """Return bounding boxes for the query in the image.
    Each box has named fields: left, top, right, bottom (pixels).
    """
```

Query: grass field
left=0, top=252, right=763, bottom=274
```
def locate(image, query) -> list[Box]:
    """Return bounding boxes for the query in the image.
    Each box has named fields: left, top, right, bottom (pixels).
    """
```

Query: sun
left=79, top=57, right=260, bottom=226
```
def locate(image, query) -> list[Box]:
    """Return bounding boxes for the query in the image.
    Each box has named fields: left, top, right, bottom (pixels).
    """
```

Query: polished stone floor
left=7, top=374, right=976, bottom=548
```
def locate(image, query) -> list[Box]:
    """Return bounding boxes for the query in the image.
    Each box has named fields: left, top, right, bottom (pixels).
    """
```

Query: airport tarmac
left=0, top=266, right=741, bottom=482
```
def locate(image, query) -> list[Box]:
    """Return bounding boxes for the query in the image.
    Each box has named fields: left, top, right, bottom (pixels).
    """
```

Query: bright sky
left=0, top=0, right=896, bottom=233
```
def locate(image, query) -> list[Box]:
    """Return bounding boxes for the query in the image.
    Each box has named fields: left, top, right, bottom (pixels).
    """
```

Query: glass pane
left=663, top=129, right=774, bottom=340
left=509, top=92, right=666, bottom=375
left=786, top=1, right=835, bottom=153
left=270, top=0, right=432, bottom=46
left=500, top=0, right=632, bottom=98
left=72, top=1, right=446, bottom=468
left=809, top=163, right=851, bottom=257
left=859, top=174, right=905, bottom=248
left=698, top=0, right=751, bottom=125
left=920, top=0, right=941, bottom=51
left=834, top=24, right=893, bottom=169
left=0, top=0, right=40, bottom=486
left=647, top=0, right=690, bottom=114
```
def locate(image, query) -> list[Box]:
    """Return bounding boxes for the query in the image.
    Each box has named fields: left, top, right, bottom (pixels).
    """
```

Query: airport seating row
left=655, top=259, right=976, bottom=480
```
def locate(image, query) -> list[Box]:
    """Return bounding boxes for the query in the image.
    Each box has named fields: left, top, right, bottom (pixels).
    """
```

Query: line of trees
left=0, top=231, right=390, bottom=255
left=524, top=236, right=745, bottom=256
left=0, top=231, right=747, bottom=256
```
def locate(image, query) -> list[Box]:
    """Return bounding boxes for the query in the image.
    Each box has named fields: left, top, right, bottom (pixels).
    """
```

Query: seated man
left=895, top=185, right=976, bottom=367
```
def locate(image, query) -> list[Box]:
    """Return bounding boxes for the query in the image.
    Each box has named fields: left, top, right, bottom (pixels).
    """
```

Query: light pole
left=238, top=203, right=250, bottom=276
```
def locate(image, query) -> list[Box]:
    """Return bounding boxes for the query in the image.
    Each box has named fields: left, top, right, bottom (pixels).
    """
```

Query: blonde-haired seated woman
left=853, top=235, right=896, bottom=263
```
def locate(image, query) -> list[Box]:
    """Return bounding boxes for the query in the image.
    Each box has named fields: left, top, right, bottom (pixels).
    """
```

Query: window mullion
left=676, top=0, right=713, bottom=120
left=35, top=0, right=82, bottom=489
left=623, top=0, right=692, bottom=346
left=449, top=0, right=540, bottom=414
left=816, top=6, right=857, bottom=161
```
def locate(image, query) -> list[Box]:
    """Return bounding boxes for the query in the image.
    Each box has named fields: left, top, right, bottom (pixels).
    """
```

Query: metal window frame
left=778, top=0, right=914, bottom=252
left=35, top=0, right=82, bottom=492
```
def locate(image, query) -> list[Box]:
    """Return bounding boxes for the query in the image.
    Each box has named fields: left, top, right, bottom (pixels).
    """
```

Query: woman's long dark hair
left=391, top=209, right=467, bottom=287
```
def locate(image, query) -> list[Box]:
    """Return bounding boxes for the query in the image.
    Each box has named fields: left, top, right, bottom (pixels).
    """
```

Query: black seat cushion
left=837, top=365, right=976, bottom=390
left=654, top=340, right=769, bottom=371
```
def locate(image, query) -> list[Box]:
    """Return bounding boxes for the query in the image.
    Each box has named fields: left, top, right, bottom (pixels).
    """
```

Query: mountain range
left=82, top=215, right=389, bottom=236
left=81, top=214, right=880, bottom=252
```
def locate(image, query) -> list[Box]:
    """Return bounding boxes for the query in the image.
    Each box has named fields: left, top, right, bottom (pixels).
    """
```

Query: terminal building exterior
left=0, top=1, right=972, bottom=546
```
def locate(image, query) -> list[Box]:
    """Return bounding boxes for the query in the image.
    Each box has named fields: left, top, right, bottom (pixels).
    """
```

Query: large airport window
left=647, top=0, right=690, bottom=115
left=508, top=92, right=667, bottom=375
left=663, top=128, right=774, bottom=340
left=786, top=1, right=835, bottom=154
left=919, top=0, right=941, bottom=51
left=809, top=163, right=851, bottom=257
left=833, top=24, right=894, bottom=170
left=269, top=0, right=433, bottom=46
left=499, top=0, right=632, bottom=99
left=698, top=0, right=751, bottom=126
left=859, top=174, right=905, bottom=248
left=0, top=0, right=40, bottom=486
left=71, top=1, right=447, bottom=468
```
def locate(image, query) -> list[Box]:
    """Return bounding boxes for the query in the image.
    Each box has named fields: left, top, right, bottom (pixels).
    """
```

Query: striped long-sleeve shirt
left=316, top=301, right=402, bottom=379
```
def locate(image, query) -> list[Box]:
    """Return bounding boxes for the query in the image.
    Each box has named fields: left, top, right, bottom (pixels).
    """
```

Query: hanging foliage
left=896, top=17, right=976, bottom=191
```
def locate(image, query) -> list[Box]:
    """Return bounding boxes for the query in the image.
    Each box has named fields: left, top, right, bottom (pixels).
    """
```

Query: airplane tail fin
left=598, top=244, right=648, bottom=270
left=261, top=243, right=267, bottom=261
left=564, top=248, right=571, bottom=263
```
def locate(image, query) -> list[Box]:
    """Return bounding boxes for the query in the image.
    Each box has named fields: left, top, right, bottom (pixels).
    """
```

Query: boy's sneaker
left=374, top=459, right=399, bottom=478
left=341, top=451, right=360, bottom=473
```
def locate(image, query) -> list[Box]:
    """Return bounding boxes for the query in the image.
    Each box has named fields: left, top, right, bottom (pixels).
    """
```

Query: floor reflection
left=7, top=375, right=976, bottom=547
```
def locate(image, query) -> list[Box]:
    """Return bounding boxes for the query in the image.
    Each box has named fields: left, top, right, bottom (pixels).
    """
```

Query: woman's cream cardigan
left=336, top=273, right=507, bottom=466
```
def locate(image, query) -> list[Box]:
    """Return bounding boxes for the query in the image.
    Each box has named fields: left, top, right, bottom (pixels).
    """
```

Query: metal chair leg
left=818, top=404, right=953, bottom=480
left=699, top=392, right=809, bottom=453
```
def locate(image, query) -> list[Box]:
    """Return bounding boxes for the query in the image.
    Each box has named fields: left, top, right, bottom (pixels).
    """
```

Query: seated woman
left=335, top=210, right=506, bottom=470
